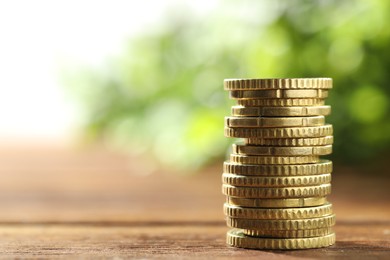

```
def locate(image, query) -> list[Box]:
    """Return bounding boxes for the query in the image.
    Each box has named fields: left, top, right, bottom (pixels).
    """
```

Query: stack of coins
left=223, top=78, right=335, bottom=250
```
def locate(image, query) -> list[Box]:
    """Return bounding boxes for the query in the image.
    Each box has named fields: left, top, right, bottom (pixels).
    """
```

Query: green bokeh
left=65, top=0, right=390, bottom=170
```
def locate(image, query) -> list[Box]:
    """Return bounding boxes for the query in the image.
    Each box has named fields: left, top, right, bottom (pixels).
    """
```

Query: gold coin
left=238, top=98, right=325, bottom=107
left=227, top=229, right=335, bottom=249
left=244, top=228, right=333, bottom=238
left=245, top=136, right=334, bottom=146
left=230, top=154, right=320, bottom=164
left=232, top=144, right=332, bottom=156
left=222, top=184, right=331, bottom=199
left=223, top=160, right=332, bottom=176
left=225, top=116, right=325, bottom=128
left=225, top=124, right=333, bottom=138
left=222, top=173, right=331, bottom=187
left=243, top=227, right=333, bottom=238
left=223, top=203, right=333, bottom=219
left=231, top=105, right=331, bottom=117
left=226, top=214, right=336, bottom=230
left=230, top=89, right=328, bottom=99
left=226, top=196, right=327, bottom=208
left=224, top=78, right=332, bottom=90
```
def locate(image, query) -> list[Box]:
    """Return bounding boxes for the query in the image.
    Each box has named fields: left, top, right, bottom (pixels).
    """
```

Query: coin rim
left=223, top=160, right=332, bottom=176
left=225, top=115, right=325, bottom=128
left=232, top=144, right=332, bottom=156
left=229, top=89, right=329, bottom=99
left=224, top=124, right=333, bottom=138
left=231, top=105, right=331, bottom=117
left=243, top=227, right=334, bottom=238
left=222, top=184, right=332, bottom=199
left=245, top=136, right=334, bottom=146
left=222, top=173, right=332, bottom=187
left=223, top=202, right=333, bottom=219
left=237, top=98, right=326, bottom=107
left=229, top=154, right=320, bottom=165
left=226, top=196, right=328, bottom=208
left=226, top=229, right=336, bottom=249
left=226, top=214, right=336, bottom=230
left=224, top=78, right=333, bottom=90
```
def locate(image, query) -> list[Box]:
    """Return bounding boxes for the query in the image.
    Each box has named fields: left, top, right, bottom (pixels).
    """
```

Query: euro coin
left=229, top=154, right=320, bottom=164
left=243, top=227, right=333, bottom=238
left=231, top=105, right=331, bottom=117
left=245, top=136, right=333, bottom=146
left=222, top=173, right=331, bottom=187
left=224, top=78, right=332, bottom=90
left=223, top=203, right=333, bottom=219
left=238, top=98, right=326, bottom=107
left=227, top=229, right=336, bottom=249
left=226, top=196, right=327, bottom=208
left=225, top=116, right=325, bottom=128
left=226, top=214, right=336, bottom=230
left=222, top=184, right=331, bottom=199
left=224, top=124, right=333, bottom=138
left=230, top=89, right=328, bottom=99
left=232, top=144, right=332, bottom=156
left=223, top=160, right=332, bottom=176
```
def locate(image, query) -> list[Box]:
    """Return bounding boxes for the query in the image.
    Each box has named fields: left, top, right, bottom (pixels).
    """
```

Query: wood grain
left=0, top=144, right=388, bottom=258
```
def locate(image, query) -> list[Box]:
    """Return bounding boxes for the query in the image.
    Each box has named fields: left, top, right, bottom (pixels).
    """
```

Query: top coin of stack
left=223, top=78, right=335, bottom=250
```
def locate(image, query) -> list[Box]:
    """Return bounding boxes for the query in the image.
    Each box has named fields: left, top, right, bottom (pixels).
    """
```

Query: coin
left=226, top=197, right=327, bottom=208
left=223, top=160, right=332, bottom=176
left=230, top=154, right=320, bottom=164
left=232, top=144, right=332, bottom=156
left=245, top=136, right=334, bottom=146
left=238, top=98, right=326, bottom=107
left=225, top=124, right=333, bottom=139
left=231, top=105, right=331, bottom=117
left=223, top=77, right=335, bottom=250
left=225, top=116, right=325, bottom=128
left=225, top=124, right=333, bottom=138
left=222, top=184, right=331, bottom=199
left=224, top=78, right=332, bottom=90
left=230, top=89, right=328, bottom=99
left=222, top=173, right=331, bottom=187
left=243, top=227, right=333, bottom=238
left=226, top=214, right=336, bottom=230
left=226, top=229, right=336, bottom=249
left=223, top=203, right=333, bottom=219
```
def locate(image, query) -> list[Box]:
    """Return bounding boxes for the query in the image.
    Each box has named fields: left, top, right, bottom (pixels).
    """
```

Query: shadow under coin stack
left=223, top=78, right=336, bottom=250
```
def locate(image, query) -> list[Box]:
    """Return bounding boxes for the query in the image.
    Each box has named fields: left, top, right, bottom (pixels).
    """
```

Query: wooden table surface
left=0, top=144, right=389, bottom=259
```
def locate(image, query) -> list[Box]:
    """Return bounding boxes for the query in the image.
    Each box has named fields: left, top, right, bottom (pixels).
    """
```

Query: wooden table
left=0, top=144, right=389, bottom=258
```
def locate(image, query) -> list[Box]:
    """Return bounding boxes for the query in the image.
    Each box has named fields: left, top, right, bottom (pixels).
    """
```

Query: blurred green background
left=66, top=0, right=390, bottom=170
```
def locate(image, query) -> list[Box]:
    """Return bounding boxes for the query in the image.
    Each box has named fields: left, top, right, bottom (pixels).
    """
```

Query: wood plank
left=0, top=144, right=388, bottom=257
left=0, top=145, right=388, bottom=222
left=0, top=222, right=388, bottom=258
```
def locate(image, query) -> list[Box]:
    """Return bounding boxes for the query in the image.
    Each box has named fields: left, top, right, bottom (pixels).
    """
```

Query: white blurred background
left=0, top=0, right=216, bottom=143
